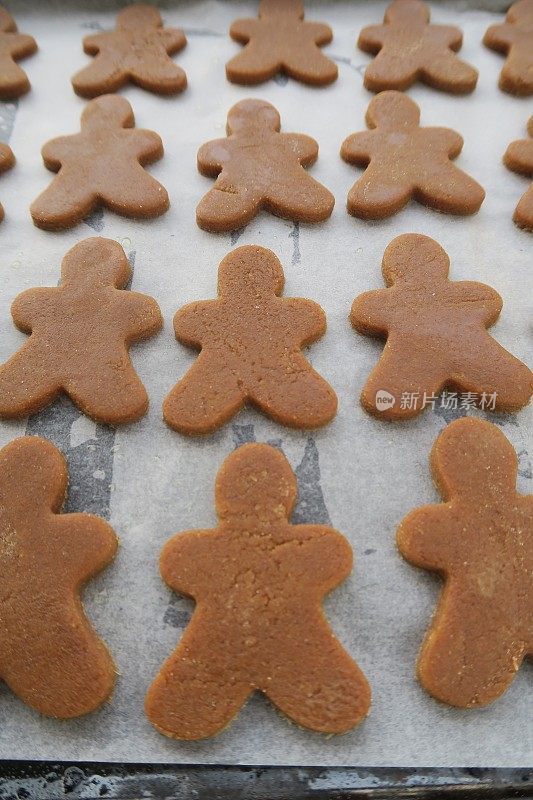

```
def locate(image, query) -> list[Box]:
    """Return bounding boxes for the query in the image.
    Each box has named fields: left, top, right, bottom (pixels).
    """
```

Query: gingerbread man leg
left=30, top=171, right=98, bottom=230
left=164, top=355, right=245, bottom=433
left=145, top=621, right=251, bottom=739
left=363, top=53, right=418, bottom=92
left=500, top=49, right=533, bottom=95
left=450, top=339, right=533, bottom=412
left=250, top=362, right=337, bottom=428
left=72, top=56, right=128, bottom=98
left=2, top=600, right=115, bottom=718
left=264, top=623, right=371, bottom=733
left=417, top=587, right=526, bottom=707
left=196, top=185, right=261, bottom=232
left=281, top=48, right=338, bottom=86
left=66, top=356, right=150, bottom=425
left=0, top=55, right=31, bottom=99
left=129, top=62, right=187, bottom=94
left=415, top=164, right=484, bottom=214
left=360, top=340, right=448, bottom=419
left=0, top=346, right=59, bottom=418
left=347, top=163, right=412, bottom=219
left=266, top=174, right=334, bottom=223
left=99, top=168, right=169, bottom=220
left=514, top=184, right=533, bottom=229
left=420, top=52, right=478, bottom=94
left=226, top=45, right=281, bottom=85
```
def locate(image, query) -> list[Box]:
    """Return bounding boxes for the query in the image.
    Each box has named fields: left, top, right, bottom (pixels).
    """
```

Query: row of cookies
left=0, top=95, right=531, bottom=230
left=0, top=236, right=531, bottom=430
left=2, top=414, right=530, bottom=738
left=1, top=1, right=532, bottom=98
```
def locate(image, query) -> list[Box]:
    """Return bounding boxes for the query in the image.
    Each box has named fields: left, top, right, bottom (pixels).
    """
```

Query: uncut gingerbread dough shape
left=0, top=237, right=162, bottom=425
left=0, top=6, right=37, bottom=100
left=164, top=245, right=337, bottom=434
left=0, top=436, right=118, bottom=717
left=72, top=4, right=187, bottom=98
left=504, top=116, right=533, bottom=231
left=350, top=234, right=533, bottom=420
left=340, top=92, right=485, bottom=219
left=197, top=99, right=334, bottom=232
left=397, top=417, right=533, bottom=708
left=484, top=0, right=533, bottom=96
left=358, top=0, right=478, bottom=94
left=145, top=443, right=371, bottom=739
left=0, top=141, right=14, bottom=221
left=30, top=94, right=169, bottom=231
left=226, top=0, right=337, bottom=86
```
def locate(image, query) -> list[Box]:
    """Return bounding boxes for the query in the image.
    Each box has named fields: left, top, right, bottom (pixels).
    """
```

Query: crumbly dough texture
left=0, top=141, right=14, bottom=221
left=145, top=443, right=371, bottom=739
left=0, top=237, right=162, bottom=424
left=397, top=417, right=533, bottom=708
left=340, top=92, right=485, bottom=219
left=358, top=0, right=478, bottom=94
left=350, top=233, right=533, bottom=420
left=504, top=115, right=533, bottom=231
left=196, top=98, right=334, bottom=232
left=30, top=94, right=169, bottom=231
left=0, top=436, right=117, bottom=718
left=164, top=245, right=337, bottom=433
left=72, top=3, right=187, bottom=98
left=226, top=0, right=337, bottom=86
left=483, top=0, right=533, bottom=96
left=0, top=5, right=37, bottom=99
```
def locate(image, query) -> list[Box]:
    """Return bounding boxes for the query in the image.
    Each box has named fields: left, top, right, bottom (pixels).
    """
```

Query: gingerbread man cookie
left=164, top=245, right=337, bottom=434
left=226, top=0, right=337, bottom=86
left=0, top=237, right=162, bottom=424
left=0, top=141, right=14, bottom=222
left=340, top=92, right=485, bottom=219
left=196, top=99, right=334, bottom=232
left=0, top=6, right=37, bottom=100
left=484, top=0, right=533, bottom=96
left=504, top=116, right=533, bottom=231
left=72, top=4, right=187, bottom=98
left=145, top=443, right=371, bottom=739
left=358, top=0, right=478, bottom=94
left=30, top=94, right=169, bottom=231
left=350, top=234, right=533, bottom=420
left=397, top=417, right=533, bottom=708
left=0, top=436, right=117, bottom=717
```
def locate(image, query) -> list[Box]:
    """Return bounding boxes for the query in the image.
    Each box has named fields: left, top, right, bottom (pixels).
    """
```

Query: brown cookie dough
left=0, top=6, right=37, bottom=100
left=358, top=0, right=478, bottom=94
left=164, top=245, right=337, bottom=434
left=30, top=94, right=169, bottom=231
left=145, top=443, right=371, bottom=739
left=350, top=234, right=533, bottom=419
left=0, top=435, right=117, bottom=718
left=0, top=141, right=14, bottom=222
left=72, top=4, right=187, bottom=98
left=226, top=0, right=337, bottom=86
left=340, top=92, right=485, bottom=219
left=0, top=237, right=162, bottom=425
left=397, top=417, right=533, bottom=708
left=504, top=116, right=533, bottom=231
left=483, top=0, right=533, bottom=96
left=196, top=98, right=334, bottom=232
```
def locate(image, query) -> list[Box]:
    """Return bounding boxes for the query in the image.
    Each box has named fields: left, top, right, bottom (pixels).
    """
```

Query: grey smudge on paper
left=25, top=396, right=115, bottom=518
left=81, top=21, right=104, bottom=31
left=164, top=424, right=332, bottom=626
left=330, top=55, right=367, bottom=77
left=290, top=221, right=301, bottom=265
left=274, top=72, right=289, bottom=86
left=84, top=207, right=105, bottom=231
left=182, top=27, right=224, bottom=38
left=230, top=227, right=245, bottom=246
left=0, top=100, right=18, bottom=143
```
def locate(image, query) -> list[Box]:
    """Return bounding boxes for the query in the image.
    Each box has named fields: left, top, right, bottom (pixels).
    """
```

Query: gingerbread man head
left=385, top=0, right=429, bottom=26
left=367, top=91, right=421, bottom=131
left=116, top=3, right=162, bottom=32
left=217, top=244, right=284, bottom=299
left=227, top=98, right=281, bottom=136
left=0, top=7, right=16, bottom=32
left=61, top=236, right=131, bottom=289
left=81, top=93, right=133, bottom=133
left=507, top=0, right=533, bottom=24
left=381, top=233, right=450, bottom=287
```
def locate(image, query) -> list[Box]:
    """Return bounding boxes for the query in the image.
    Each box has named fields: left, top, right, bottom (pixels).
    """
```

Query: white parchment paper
left=0, top=0, right=531, bottom=767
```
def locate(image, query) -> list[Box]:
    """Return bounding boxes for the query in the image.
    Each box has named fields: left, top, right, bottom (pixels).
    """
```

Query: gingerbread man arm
left=160, top=530, right=219, bottom=598
left=430, top=24, right=464, bottom=50
left=287, top=525, right=353, bottom=593
left=130, top=128, right=165, bottom=165
left=358, top=24, right=387, bottom=52
left=229, top=18, right=259, bottom=43
left=11, top=287, right=56, bottom=333
left=41, top=136, right=77, bottom=172
left=173, top=301, right=217, bottom=348
left=53, top=513, right=117, bottom=579
left=197, top=138, right=232, bottom=177
left=9, top=32, right=37, bottom=59
left=282, top=297, right=326, bottom=345
left=82, top=32, right=108, bottom=55
left=397, top=504, right=461, bottom=572
left=504, top=138, right=533, bottom=175
left=158, top=27, right=187, bottom=54
left=304, top=21, right=333, bottom=45
left=350, top=288, right=397, bottom=336
left=340, top=131, right=376, bottom=165
left=426, top=126, right=464, bottom=158
left=279, top=133, right=318, bottom=167
left=114, top=291, right=163, bottom=341
left=450, top=281, right=503, bottom=326
left=483, top=23, right=517, bottom=52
